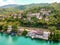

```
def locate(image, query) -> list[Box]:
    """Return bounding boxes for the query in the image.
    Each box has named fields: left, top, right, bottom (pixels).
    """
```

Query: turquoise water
left=0, top=33, right=60, bottom=45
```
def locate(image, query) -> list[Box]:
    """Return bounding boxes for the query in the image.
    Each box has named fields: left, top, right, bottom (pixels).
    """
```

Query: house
left=17, top=26, right=24, bottom=35
left=45, top=18, right=49, bottom=21
left=12, top=14, right=17, bottom=19
left=43, top=32, right=50, bottom=39
left=27, top=12, right=40, bottom=18
left=7, top=25, right=12, bottom=33
left=18, top=10, right=23, bottom=19
left=40, top=8, right=51, bottom=16
left=18, top=14, right=22, bottom=18
left=38, top=16, right=43, bottom=19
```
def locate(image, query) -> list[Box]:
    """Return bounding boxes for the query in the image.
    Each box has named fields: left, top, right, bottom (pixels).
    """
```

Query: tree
left=48, top=26, right=60, bottom=41
left=0, top=25, right=3, bottom=30
left=52, top=30, right=60, bottom=41
left=22, top=29, right=28, bottom=36
left=48, top=26, right=56, bottom=41
left=12, top=24, right=18, bottom=33
left=3, top=24, right=8, bottom=32
left=48, top=26, right=56, bottom=31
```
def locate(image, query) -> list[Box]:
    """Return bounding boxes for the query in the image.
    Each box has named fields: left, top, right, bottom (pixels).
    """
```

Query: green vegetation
left=22, top=29, right=28, bottom=36
left=3, top=24, right=8, bottom=32
left=48, top=26, right=60, bottom=41
left=12, top=24, right=18, bottom=33
left=49, top=30, right=60, bottom=41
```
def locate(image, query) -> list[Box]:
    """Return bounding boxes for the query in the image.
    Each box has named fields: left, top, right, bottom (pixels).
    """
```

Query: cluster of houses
left=0, top=8, right=51, bottom=21
left=26, top=30, right=50, bottom=40
left=27, top=8, right=51, bottom=21
left=0, top=11, right=23, bottom=20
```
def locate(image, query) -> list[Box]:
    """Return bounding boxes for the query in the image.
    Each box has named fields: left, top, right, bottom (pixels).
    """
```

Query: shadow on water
left=0, top=32, right=4, bottom=37
left=48, top=41, right=60, bottom=45
left=11, top=36, right=19, bottom=42
left=30, top=38, right=60, bottom=45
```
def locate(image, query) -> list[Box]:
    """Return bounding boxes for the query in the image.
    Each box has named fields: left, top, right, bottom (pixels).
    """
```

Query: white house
left=40, top=8, right=51, bottom=16
left=43, top=31, right=50, bottom=39
left=27, top=12, right=41, bottom=20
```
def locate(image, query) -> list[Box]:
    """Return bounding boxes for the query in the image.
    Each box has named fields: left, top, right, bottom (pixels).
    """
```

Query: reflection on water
left=7, top=36, right=13, bottom=45
left=0, top=33, right=60, bottom=45
left=12, top=36, right=19, bottom=42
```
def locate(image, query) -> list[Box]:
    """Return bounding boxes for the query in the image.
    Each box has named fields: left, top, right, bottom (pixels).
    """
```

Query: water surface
left=0, top=33, right=60, bottom=45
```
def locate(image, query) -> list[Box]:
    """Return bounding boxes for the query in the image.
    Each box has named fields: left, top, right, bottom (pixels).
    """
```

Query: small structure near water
left=7, top=25, right=12, bottom=33
left=26, top=30, right=50, bottom=40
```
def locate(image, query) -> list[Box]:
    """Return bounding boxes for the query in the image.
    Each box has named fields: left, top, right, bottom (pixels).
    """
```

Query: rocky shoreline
left=0, top=26, right=50, bottom=40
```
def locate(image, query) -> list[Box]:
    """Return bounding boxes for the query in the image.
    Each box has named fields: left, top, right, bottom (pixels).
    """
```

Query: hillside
left=0, top=3, right=50, bottom=14
left=0, top=3, right=60, bottom=14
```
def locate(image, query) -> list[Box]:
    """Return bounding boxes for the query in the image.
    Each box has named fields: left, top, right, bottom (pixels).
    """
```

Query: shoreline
left=0, top=32, right=59, bottom=43
left=0, top=26, right=60, bottom=42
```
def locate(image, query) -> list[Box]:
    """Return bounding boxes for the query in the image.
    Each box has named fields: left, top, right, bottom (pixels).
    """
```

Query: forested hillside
left=0, top=2, right=60, bottom=30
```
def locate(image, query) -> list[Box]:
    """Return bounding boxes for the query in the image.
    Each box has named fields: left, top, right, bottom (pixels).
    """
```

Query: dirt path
left=19, top=26, right=49, bottom=32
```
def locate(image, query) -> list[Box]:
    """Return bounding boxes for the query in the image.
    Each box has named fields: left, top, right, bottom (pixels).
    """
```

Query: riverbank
left=0, top=26, right=60, bottom=41
left=0, top=26, right=50, bottom=40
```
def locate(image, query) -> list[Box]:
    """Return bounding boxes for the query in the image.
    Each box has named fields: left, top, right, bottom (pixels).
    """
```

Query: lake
left=0, top=33, right=60, bottom=45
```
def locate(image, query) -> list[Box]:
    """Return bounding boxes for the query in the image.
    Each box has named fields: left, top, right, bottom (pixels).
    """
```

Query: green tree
left=12, top=24, right=18, bottom=33
left=52, top=30, right=60, bottom=41
left=22, top=29, right=28, bottom=36
left=0, top=25, right=3, bottom=30
left=48, top=26, right=56, bottom=41
left=3, top=24, right=8, bottom=32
